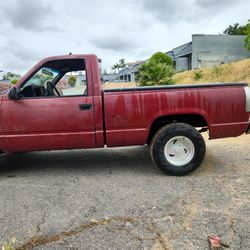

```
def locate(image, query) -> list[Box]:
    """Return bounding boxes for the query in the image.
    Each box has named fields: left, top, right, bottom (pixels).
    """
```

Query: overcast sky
left=0, top=0, right=249, bottom=75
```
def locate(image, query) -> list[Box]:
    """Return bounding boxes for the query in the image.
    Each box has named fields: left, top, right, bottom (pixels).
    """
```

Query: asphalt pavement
left=0, top=134, right=249, bottom=249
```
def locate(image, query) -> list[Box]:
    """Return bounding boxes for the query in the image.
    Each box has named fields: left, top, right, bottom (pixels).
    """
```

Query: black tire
left=150, top=123, right=206, bottom=176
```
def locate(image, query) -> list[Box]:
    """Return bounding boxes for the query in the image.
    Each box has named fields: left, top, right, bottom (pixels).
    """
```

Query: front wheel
left=150, top=123, right=206, bottom=176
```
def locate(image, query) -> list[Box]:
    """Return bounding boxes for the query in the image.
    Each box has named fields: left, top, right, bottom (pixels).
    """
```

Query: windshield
left=21, top=67, right=60, bottom=90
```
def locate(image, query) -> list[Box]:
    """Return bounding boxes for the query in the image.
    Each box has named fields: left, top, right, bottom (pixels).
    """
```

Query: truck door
left=0, top=58, right=96, bottom=152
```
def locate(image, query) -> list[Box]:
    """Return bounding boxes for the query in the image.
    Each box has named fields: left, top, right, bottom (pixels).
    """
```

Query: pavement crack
left=15, top=216, right=139, bottom=250
left=15, top=215, right=174, bottom=250
left=147, top=223, right=172, bottom=250
left=36, top=212, right=46, bottom=233
left=229, top=218, right=244, bottom=250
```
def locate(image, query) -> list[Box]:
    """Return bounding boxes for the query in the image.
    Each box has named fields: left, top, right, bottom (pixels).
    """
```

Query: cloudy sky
left=0, top=0, right=249, bottom=75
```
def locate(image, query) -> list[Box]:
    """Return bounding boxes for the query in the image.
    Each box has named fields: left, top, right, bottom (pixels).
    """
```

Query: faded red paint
left=0, top=54, right=249, bottom=153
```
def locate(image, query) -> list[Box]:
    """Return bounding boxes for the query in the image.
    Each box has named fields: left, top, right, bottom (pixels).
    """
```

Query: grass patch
left=174, top=58, right=250, bottom=85
left=193, top=70, right=203, bottom=80
left=1, top=237, right=16, bottom=250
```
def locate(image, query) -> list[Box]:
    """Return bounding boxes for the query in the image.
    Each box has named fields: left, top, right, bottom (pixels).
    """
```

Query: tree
left=118, top=58, right=126, bottom=69
left=223, top=20, right=250, bottom=51
left=112, top=58, right=126, bottom=73
left=3, top=72, right=21, bottom=80
left=149, top=52, right=174, bottom=66
left=244, top=20, right=250, bottom=51
left=223, top=23, right=247, bottom=35
left=111, top=63, right=119, bottom=73
left=136, top=52, right=175, bottom=86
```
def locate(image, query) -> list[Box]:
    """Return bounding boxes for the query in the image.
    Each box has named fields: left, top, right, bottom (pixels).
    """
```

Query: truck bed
left=103, top=82, right=249, bottom=147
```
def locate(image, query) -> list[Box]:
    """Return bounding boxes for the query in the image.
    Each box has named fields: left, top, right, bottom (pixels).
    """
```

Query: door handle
left=79, top=104, right=92, bottom=110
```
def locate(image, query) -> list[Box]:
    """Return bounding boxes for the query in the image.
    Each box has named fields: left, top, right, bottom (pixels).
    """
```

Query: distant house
left=0, top=80, right=12, bottom=93
left=166, top=42, right=192, bottom=72
left=167, top=34, right=250, bottom=72
left=102, top=73, right=118, bottom=82
left=117, top=34, right=250, bottom=81
left=0, top=79, right=10, bottom=84
left=118, top=61, right=145, bottom=82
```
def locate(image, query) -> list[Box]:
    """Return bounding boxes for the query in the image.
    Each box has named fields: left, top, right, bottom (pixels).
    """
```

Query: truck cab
left=1, top=54, right=104, bottom=152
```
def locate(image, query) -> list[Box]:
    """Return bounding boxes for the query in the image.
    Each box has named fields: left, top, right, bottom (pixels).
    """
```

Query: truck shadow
left=0, top=146, right=162, bottom=176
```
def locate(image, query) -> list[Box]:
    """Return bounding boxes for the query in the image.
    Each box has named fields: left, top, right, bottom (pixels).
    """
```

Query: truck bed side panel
left=103, top=86, right=249, bottom=147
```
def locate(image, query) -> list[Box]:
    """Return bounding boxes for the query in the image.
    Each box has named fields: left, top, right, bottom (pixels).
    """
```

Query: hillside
left=103, top=58, right=250, bottom=89
left=174, top=58, right=250, bottom=86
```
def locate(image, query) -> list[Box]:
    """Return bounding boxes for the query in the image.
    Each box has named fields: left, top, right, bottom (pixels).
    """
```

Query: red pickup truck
left=1, top=54, right=250, bottom=175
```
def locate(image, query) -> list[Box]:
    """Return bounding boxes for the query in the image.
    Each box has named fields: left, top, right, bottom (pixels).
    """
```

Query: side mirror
left=8, top=87, right=20, bottom=100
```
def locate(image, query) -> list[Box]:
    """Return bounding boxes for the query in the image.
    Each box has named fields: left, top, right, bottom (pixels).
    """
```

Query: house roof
left=167, top=42, right=192, bottom=60
left=102, top=74, right=118, bottom=82
left=118, top=60, right=146, bottom=76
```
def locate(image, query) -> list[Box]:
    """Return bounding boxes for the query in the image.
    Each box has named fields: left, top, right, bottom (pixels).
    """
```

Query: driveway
left=0, top=135, right=249, bottom=249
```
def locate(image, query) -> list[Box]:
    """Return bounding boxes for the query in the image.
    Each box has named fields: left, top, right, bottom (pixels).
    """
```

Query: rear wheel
left=150, top=123, right=206, bottom=176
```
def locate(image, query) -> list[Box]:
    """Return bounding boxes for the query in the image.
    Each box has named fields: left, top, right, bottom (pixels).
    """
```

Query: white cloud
left=0, top=0, right=249, bottom=74
left=4, top=0, right=57, bottom=31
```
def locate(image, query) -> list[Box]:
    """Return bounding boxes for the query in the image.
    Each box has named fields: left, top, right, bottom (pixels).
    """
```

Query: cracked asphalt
left=0, top=134, right=249, bottom=249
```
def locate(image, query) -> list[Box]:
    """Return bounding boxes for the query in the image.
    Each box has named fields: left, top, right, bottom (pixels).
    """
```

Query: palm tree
left=112, top=63, right=120, bottom=73
left=119, top=58, right=126, bottom=69
left=137, top=52, right=175, bottom=86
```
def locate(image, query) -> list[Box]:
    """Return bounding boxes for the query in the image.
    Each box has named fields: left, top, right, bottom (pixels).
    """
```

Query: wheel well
left=147, top=114, right=208, bottom=144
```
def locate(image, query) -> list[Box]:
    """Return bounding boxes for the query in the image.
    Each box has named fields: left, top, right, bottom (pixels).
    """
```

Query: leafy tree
left=137, top=52, right=175, bottom=86
left=223, top=20, right=250, bottom=51
left=149, top=52, right=174, bottom=66
left=223, top=23, right=247, bottom=35
left=3, top=72, right=21, bottom=80
left=244, top=20, right=250, bottom=51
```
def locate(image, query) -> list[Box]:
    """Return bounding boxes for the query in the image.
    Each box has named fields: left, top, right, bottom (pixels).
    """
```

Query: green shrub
left=244, top=20, right=250, bottom=51
left=137, top=52, right=175, bottom=86
left=11, top=79, right=18, bottom=85
left=149, top=52, right=174, bottom=66
left=68, top=76, right=77, bottom=87
left=212, top=66, right=223, bottom=79
left=193, top=70, right=203, bottom=80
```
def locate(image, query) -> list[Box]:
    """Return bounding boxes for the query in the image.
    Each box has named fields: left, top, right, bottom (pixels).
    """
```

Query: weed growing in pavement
left=1, top=237, right=16, bottom=250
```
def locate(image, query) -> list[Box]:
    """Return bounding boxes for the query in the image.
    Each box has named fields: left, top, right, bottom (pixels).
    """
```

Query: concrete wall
left=192, top=34, right=250, bottom=69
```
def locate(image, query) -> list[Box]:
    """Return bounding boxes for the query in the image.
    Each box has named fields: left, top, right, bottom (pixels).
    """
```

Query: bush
left=149, top=52, right=174, bottom=66
left=212, top=66, right=223, bottom=79
left=193, top=70, right=203, bottom=80
left=244, top=20, right=250, bottom=51
left=11, top=79, right=18, bottom=85
left=68, top=76, right=77, bottom=87
left=137, top=52, right=175, bottom=86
